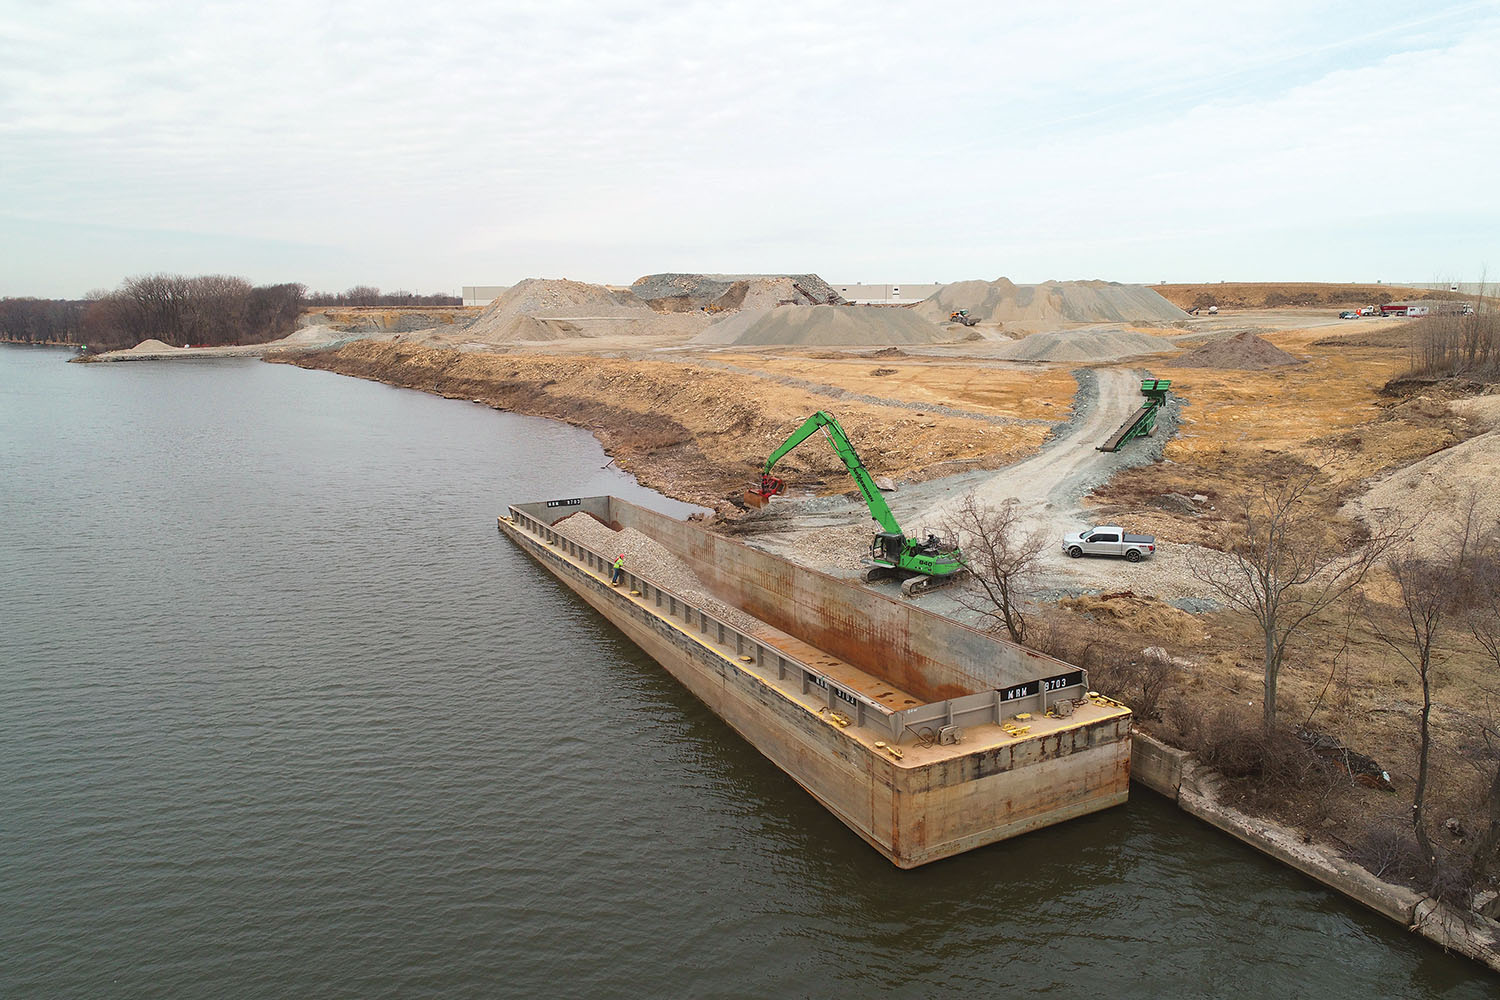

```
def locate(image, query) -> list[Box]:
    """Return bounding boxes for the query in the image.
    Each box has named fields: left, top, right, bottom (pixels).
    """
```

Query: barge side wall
left=600, top=497, right=1075, bottom=701
left=501, top=513, right=1131, bottom=867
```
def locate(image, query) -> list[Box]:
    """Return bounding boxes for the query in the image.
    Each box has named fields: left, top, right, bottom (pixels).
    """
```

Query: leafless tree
left=941, top=493, right=1046, bottom=644
left=1370, top=555, right=1460, bottom=872
left=1367, top=503, right=1484, bottom=877
left=1465, top=532, right=1500, bottom=882
left=1189, top=466, right=1399, bottom=733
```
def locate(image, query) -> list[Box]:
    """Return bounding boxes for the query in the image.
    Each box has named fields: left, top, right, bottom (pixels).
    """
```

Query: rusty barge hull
left=499, top=496, right=1131, bottom=868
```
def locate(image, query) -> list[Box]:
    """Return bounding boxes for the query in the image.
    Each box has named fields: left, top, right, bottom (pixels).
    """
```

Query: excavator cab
left=871, top=532, right=906, bottom=565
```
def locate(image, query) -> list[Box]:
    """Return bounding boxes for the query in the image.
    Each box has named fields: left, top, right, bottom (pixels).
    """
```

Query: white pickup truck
left=1062, top=526, right=1157, bottom=562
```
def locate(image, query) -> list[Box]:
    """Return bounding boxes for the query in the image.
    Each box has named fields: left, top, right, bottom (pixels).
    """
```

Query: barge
left=499, top=495, right=1131, bottom=868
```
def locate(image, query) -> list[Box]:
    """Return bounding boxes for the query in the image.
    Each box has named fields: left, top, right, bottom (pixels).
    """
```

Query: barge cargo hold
left=498, top=496, right=1132, bottom=868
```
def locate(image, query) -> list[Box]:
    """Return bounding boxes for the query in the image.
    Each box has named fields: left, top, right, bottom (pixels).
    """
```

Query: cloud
left=1, top=0, right=1496, bottom=295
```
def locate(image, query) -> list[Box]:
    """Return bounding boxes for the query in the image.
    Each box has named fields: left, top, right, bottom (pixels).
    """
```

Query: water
left=0, top=344, right=1491, bottom=998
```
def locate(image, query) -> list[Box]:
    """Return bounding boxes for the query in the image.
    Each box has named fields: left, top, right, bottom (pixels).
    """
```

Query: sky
left=2, top=0, right=1497, bottom=298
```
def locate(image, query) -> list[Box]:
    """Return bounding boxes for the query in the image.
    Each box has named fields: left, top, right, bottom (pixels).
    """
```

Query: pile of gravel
left=915, top=278, right=1186, bottom=326
left=631, top=273, right=843, bottom=311
left=553, top=514, right=763, bottom=633
left=993, top=328, right=1176, bottom=362
left=690, top=304, right=952, bottom=347
left=1172, top=331, right=1305, bottom=369
left=465, top=277, right=706, bottom=342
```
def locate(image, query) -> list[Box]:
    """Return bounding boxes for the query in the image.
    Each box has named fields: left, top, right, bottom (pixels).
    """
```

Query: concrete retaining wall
left=1130, top=731, right=1500, bottom=973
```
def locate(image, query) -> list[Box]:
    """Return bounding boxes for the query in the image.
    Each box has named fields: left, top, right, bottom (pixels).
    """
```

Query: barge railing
left=505, top=504, right=1087, bottom=743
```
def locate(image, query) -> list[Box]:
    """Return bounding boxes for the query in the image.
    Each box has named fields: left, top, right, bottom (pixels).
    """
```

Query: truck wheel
left=1125, top=549, right=1142, bottom=563
left=1068, top=546, right=1082, bottom=559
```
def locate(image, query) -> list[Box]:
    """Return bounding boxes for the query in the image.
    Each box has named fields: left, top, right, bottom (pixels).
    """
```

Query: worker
left=611, top=554, right=625, bottom=586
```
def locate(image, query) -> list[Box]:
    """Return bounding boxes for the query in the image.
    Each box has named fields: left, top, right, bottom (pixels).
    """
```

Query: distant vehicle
left=1208, top=305, right=1219, bottom=314
left=948, top=309, right=979, bottom=327
left=1339, top=310, right=1358, bottom=319
left=1062, top=526, right=1156, bottom=562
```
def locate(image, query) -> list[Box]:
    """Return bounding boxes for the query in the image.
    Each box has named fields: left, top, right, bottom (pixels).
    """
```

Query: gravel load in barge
left=498, top=496, right=1132, bottom=868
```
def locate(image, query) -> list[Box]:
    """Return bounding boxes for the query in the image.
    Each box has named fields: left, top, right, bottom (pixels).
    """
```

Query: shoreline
left=249, top=341, right=1500, bottom=975
left=1133, top=731, right=1500, bottom=973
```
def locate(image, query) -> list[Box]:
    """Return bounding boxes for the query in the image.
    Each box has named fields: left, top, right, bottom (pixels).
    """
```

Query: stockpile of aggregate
left=631, top=273, right=843, bottom=312
left=916, top=278, right=1186, bottom=326
left=126, top=339, right=183, bottom=353
left=1171, top=330, right=1305, bottom=369
left=553, top=514, right=761, bottom=632
left=1344, top=431, right=1500, bottom=552
left=465, top=277, right=687, bottom=342
left=993, top=328, right=1175, bottom=362
left=690, top=304, right=953, bottom=347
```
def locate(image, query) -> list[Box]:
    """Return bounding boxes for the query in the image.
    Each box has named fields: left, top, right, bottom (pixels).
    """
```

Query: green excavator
left=746, top=411, right=968, bottom=596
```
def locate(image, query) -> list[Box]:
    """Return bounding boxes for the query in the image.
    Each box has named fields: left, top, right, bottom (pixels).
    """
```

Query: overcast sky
left=2, top=0, right=1497, bottom=297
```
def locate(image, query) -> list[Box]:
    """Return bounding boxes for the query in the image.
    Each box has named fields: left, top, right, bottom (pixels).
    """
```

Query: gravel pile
left=464, top=277, right=709, bottom=342
left=993, top=328, right=1175, bottom=362
left=631, top=273, right=843, bottom=311
left=553, top=514, right=763, bottom=633
left=1343, top=429, right=1500, bottom=551
left=915, top=278, right=1186, bottom=326
left=690, top=304, right=952, bottom=347
left=1172, top=330, right=1304, bottom=369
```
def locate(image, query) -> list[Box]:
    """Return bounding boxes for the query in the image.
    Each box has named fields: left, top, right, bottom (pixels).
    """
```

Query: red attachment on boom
left=744, top=473, right=785, bottom=508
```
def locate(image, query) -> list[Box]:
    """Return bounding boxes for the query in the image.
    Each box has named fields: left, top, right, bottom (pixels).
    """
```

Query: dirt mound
left=465, top=277, right=694, bottom=343
left=994, top=328, right=1174, bottom=362
left=1449, top=394, right=1500, bottom=431
left=127, top=339, right=182, bottom=353
left=916, top=278, right=1185, bottom=326
left=1153, top=282, right=1446, bottom=311
left=1172, top=331, right=1305, bottom=369
left=1345, top=430, right=1500, bottom=550
left=631, top=273, right=843, bottom=312
left=690, top=305, right=952, bottom=347
left=708, top=277, right=821, bottom=312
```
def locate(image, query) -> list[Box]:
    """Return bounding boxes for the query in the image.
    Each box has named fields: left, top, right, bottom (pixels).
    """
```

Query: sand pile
left=465, top=277, right=695, bottom=343
left=631, top=273, right=843, bottom=312
left=708, top=277, right=823, bottom=311
left=993, top=328, right=1175, bottom=362
left=1345, top=430, right=1500, bottom=551
left=916, top=278, right=1186, bottom=326
left=553, top=514, right=760, bottom=632
left=126, top=339, right=182, bottom=353
left=690, top=305, right=952, bottom=347
left=1172, top=331, right=1305, bottom=369
left=1448, top=395, right=1500, bottom=431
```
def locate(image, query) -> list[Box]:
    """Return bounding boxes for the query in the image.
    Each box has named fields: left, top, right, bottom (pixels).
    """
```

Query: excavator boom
left=760, top=412, right=903, bottom=535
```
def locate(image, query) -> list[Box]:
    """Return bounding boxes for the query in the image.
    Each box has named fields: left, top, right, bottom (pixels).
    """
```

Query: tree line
left=1, top=276, right=462, bottom=352
left=0, top=297, right=88, bottom=344
left=304, top=286, right=460, bottom=307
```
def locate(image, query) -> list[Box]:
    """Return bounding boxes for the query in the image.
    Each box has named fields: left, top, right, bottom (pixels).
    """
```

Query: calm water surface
left=0, top=344, right=1492, bottom=998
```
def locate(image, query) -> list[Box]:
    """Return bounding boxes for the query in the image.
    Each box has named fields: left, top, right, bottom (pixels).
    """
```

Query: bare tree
left=941, top=493, right=1046, bottom=643
left=1367, top=503, right=1484, bottom=878
left=1190, top=466, right=1398, bottom=732
left=1369, top=555, right=1461, bottom=872
left=1465, top=534, right=1500, bottom=883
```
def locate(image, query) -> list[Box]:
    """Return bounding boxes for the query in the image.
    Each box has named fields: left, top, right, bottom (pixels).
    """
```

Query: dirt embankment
left=273, top=341, right=1044, bottom=508
left=1153, top=282, right=1451, bottom=311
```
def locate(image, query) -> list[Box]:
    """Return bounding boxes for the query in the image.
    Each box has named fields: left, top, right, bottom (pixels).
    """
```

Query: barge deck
left=498, top=495, right=1132, bottom=868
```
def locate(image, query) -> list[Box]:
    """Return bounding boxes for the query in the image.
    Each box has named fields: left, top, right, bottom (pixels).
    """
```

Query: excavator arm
left=761, top=411, right=904, bottom=536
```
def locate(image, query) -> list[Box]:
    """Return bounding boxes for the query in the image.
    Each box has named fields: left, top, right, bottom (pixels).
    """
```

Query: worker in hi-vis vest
left=611, top=554, right=625, bottom=586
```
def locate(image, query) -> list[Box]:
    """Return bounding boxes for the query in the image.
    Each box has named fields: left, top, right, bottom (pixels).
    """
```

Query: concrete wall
left=595, top=496, right=1082, bottom=702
